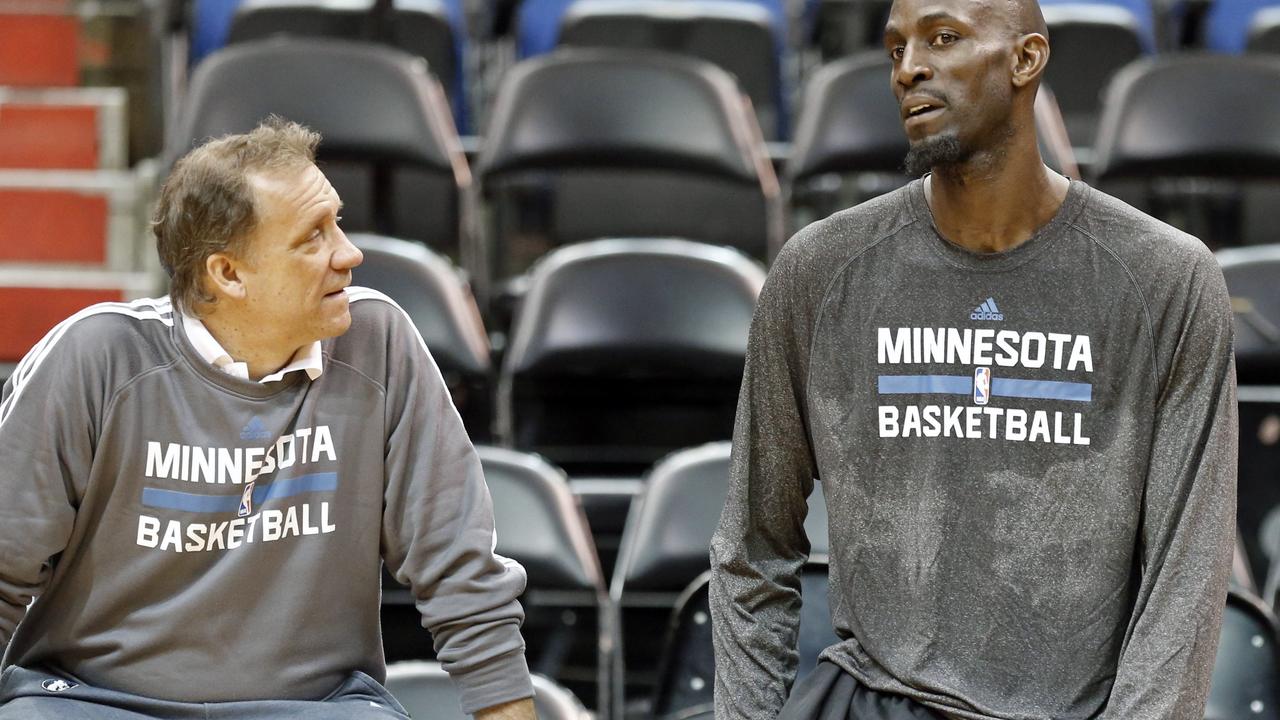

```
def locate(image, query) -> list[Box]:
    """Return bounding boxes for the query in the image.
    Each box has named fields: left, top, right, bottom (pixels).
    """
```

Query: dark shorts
left=779, top=661, right=944, bottom=720
left=0, top=665, right=411, bottom=720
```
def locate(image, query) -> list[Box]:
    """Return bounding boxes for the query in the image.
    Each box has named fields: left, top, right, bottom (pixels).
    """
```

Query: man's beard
left=903, top=133, right=967, bottom=176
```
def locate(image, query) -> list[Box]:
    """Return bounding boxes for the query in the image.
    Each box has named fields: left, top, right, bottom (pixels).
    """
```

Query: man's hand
left=474, top=696, right=536, bottom=720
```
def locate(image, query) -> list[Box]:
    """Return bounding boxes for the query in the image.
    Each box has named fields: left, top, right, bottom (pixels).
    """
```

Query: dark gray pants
left=779, top=662, right=944, bottom=720
left=0, top=665, right=411, bottom=719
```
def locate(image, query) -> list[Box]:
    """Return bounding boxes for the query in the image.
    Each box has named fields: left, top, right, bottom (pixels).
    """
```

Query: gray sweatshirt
left=710, top=180, right=1237, bottom=720
left=0, top=288, right=532, bottom=713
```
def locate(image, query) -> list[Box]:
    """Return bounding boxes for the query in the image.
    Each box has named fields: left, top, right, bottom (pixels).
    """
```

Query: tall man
left=0, top=119, right=536, bottom=720
left=709, top=0, right=1237, bottom=716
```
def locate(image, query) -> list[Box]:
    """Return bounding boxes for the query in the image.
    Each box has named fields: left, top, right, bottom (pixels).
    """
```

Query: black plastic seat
left=1093, top=55, right=1280, bottom=249
left=558, top=0, right=786, bottom=140
left=1205, top=589, right=1280, bottom=720
left=1217, top=245, right=1280, bottom=386
left=227, top=0, right=467, bottom=132
left=1249, top=7, right=1280, bottom=52
left=476, top=445, right=609, bottom=710
left=651, top=561, right=838, bottom=718
left=385, top=660, right=591, bottom=720
left=498, top=239, right=766, bottom=477
left=170, top=37, right=470, bottom=257
left=786, top=52, right=911, bottom=226
left=475, top=48, right=782, bottom=296
left=349, top=234, right=492, bottom=440
left=608, top=441, right=829, bottom=716
left=1040, top=4, right=1147, bottom=163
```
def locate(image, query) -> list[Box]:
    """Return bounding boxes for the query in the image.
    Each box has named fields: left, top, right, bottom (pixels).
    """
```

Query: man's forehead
left=248, top=165, right=339, bottom=218
left=886, top=0, right=1003, bottom=31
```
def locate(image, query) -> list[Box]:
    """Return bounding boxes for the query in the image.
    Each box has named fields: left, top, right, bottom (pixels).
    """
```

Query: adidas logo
left=240, top=416, right=272, bottom=441
left=970, top=297, right=1004, bottom=321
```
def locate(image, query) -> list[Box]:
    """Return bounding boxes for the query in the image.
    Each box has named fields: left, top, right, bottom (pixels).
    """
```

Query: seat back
left=787, top=52, right=911, bottom=225
left=558, top=0, right=787, bottom=139
left=609, top=441, right=829, bottom=715
left=650, top=561, right=838, bottom=718
left=385, top=661, right=591, bottom=720
left=499, top=239, right=765, bottom=476
left=1093, top=55, right=1280, bottom=248
left=477, top=49, right=781, bottom=288
left=1205, top=589, right=1280, bottom=719
left=349, top=234, right=492, bottom=439
left=1248, top=7, right=1280, bottom=52
left=1217, top=245, right=1280, bottom=385
left=1039, top=4, right=1147, bottom=155
left=171, top=37, right=469, bottom=256
left=478, top=445, right=608, bottom=710
left=227, top=0, right=468, bottom=131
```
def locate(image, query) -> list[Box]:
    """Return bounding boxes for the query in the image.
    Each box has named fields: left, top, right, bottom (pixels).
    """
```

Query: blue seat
left=517, top=0, right=785, bottom=59
left=1206, top=0, right=1280, bottom=52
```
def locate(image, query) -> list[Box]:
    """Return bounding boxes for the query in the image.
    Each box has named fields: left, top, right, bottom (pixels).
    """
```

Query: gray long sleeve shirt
left=710, top=180, right=1237, bottom=720
left=0, top=288, right=532, bottom=712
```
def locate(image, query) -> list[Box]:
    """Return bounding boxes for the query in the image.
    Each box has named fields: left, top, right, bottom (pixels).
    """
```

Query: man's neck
left=924, top=143, right=1070, bottom=254
left=196, top=307, right=302, bottom=381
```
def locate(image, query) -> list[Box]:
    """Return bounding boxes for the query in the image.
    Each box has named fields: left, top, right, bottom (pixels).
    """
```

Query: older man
left=0, top=119, right=535, bottom=720
left=709, top=0, right=1237, bottom=717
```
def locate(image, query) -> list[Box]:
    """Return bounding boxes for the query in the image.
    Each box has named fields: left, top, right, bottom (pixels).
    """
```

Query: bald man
left=708, top=0, right=1237, bottom=716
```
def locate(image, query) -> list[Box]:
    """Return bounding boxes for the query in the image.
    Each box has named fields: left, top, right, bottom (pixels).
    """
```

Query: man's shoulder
left=776, top=182, right=920, bottom=281
left=1070, top=183, right=1218, bottom=279
left=327, top=287, right=421, bottom=366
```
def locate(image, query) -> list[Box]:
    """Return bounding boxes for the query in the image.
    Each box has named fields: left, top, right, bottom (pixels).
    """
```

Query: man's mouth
left=902, top=95, right=946, bottom=122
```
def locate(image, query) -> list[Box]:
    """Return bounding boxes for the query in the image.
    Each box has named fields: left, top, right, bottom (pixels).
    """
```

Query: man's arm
left=377, top=302, right=534, bottom=715
left=0, top=323, right=95, bottom=655
left=709, top=248, right=819, bottom=720
left=1103, top=251, right=1238, bottom=718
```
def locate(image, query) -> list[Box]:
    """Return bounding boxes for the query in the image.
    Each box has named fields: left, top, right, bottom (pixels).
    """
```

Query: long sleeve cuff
left=451, top=649, right=535, bottom=714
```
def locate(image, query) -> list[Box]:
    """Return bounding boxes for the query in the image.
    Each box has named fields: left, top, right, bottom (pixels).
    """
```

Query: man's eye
left=889, top=46, right=905, bottom=60
left=932, top=32, right=958, bottom=45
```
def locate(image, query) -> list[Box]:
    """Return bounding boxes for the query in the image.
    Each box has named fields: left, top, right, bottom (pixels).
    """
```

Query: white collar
left=182, top=313, right=323, bottom=383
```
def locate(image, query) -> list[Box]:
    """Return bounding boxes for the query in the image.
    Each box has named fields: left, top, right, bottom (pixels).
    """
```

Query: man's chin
left=904, top=134, right=966, bottom=177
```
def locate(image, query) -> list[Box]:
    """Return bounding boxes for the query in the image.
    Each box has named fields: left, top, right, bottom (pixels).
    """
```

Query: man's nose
left=895, top=44, right=933, bottom=88
left=333, top=229, right=364, bottom=270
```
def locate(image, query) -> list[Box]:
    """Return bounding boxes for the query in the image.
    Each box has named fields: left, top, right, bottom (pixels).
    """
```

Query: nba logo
left=973, top=367, right=992, bottom=406
left=238, top=482, right=255, bottom=517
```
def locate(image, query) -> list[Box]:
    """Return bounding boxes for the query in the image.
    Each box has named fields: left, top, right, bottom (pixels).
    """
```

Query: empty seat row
left=398, top=439, right=1280, bottom=719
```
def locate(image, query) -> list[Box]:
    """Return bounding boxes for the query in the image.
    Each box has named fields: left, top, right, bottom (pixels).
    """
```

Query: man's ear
left=1011, top=33, right=1050, bottom=88
left=204, top=252, right=247, bottom=301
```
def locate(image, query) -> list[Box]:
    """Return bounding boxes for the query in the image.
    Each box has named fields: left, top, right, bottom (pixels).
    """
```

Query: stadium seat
left=476, top=446, right=609, bottom=710
left=1205, top=589, right=1280, bottom=719
left=515, top=0, right=785, bottom=59
left=349, top=234, right=492, bottom=440
left=498, top=239, right=765, bottom=477
left=226, top=0, right=470, bottom=132
left=1039, top=0, right=1157, bottom=48
left=1039, top=4, right=1148, bottom=162
left=1093, top=54, right=1280, bottom=248
left=650, top=561, right=838, bottom=718
left=385, top=661, right=591, bottom=720
left=786, top=53, right=911, bottom=226
left=1247, top=6, right=1280, bottom=51
left=171, top=38, right=471, bottom=258
left=1217, top=245, right=1280, bottom=386
left=1205, top=0, right=1280, bottom=52
left=475, top=48, right=782, bottom=298
left=608, top=441, right=829, bottom=716
left=557, top=0, right=788, bottom=139
left=1216, top=246, right=1280, bottom=594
